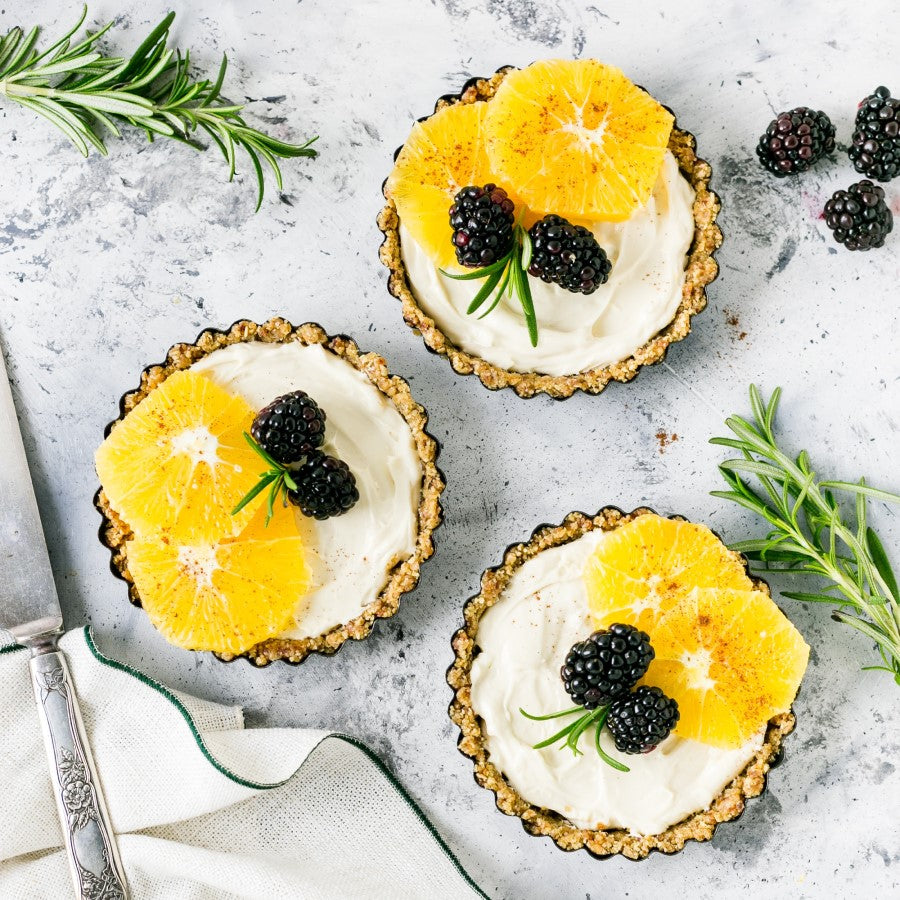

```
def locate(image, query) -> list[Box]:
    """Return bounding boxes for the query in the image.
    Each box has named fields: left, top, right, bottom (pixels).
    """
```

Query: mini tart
left=447, top=508, right=795, bottom=859
left=378, top=68, right=722, bottom=400
left=96, top=318, right=444, bottom=666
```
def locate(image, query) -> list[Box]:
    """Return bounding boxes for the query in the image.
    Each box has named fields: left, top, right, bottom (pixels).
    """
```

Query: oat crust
left=447, top=507, right=795, bottom=859
left=95, top=317, right=445, bottom=666
left=378, top=67, right=723, bottom=399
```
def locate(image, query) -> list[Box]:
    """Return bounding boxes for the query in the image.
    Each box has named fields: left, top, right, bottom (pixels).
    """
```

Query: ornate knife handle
left=29, top=644, right=128, bottom=899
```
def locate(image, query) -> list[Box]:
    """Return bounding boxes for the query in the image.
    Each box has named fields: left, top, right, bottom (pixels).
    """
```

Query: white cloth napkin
left=0, top=628, right=486, bottom=900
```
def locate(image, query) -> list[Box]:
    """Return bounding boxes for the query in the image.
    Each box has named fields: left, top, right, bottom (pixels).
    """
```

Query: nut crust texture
left=95, top=317, right=445, bottom=667
left=447, top=507, right=795, bottom=859
left=378, top=68, right=723, bottom=399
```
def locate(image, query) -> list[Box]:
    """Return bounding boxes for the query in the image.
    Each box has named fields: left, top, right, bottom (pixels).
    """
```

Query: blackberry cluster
left=527, top=215, right=612, bottom=294
left=252, top=392, right=359, bottom=520
left=561, top=624, right=654, bottom=710
left=449, top=184, right=515, bottom=267
left=251, top=391, right=326, bottom=465
left=756, top=107, right=835, bottom=177
left=606, top=686, right=680, bottom=754
left=849, top=87, right=900, bottom=182
left=288, top=453, right=359, bottom=520
left=824, top=180, right=893, bottom=251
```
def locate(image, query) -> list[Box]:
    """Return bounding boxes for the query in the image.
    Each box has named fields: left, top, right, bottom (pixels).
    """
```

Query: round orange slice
left=385, top=101, right=504, bottom=269
left=485, top=59, right=674, bottom=221
left=96, top=370, right=262, bottom=544
left=584, top=514, right=753, bottom=632
left=645, top=588, right=809, bottom=748
left=127, top=500, right=310, bottom=654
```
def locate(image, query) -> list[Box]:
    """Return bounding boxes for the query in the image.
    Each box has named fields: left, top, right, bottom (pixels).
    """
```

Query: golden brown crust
left=95, top=317, right=444, bottom=666
left=447, top=507, right=795, bottom=859
left=378, top=67, right=723, bottom=399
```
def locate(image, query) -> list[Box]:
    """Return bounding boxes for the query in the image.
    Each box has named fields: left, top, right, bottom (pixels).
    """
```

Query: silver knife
left=0, top=349, right=128, bottom=899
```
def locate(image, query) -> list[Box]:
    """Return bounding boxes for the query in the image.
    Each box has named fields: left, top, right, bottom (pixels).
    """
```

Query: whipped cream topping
left=192, top=342, right=422, bottom=639
left=400, top=151, right=696, bottom=376
left=469, top=529, right=765, bottom=836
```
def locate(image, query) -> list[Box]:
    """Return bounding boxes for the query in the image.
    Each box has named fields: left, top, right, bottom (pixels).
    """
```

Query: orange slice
left=584, top=514, right=753, bottom=632
left=645, top=588, right=809, bottom=747
left=96, top=370, right=261, bottom=543
left=485, top=60, right=674, bottom=221
left=127, top=500, right=310, bottom=654
left=385, top=101, right=505, bottom=269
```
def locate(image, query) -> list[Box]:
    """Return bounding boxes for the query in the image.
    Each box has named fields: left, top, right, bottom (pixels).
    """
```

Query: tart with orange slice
left=95, top=318, right=444, bottom=665
left=379, top=60, right=722, bottom=399
left=448, top=508, right=808, bottom=858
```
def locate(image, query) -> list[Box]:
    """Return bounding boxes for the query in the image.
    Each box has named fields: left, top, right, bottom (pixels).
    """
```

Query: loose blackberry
left=560, top=624, right=654, bottom=710
left=824, top=180, right=893, bottom=251
left=755, top=107, right=835, bottom=177
left=527, top=215, right=612, bottom=294
left=288, top=452, right=359, bottom=520
left=606, top=686, right=680, bottom=754
left=449, top=184, right=515, bottom=267
left=251, top=391, right=326, bottom=465
left=849, top=87, right=900, bottom=182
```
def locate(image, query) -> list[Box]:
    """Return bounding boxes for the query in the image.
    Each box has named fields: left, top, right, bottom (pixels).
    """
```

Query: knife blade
left=0, top=348, right=128, bottom=898
left=0, top=350, right=62, bottom=642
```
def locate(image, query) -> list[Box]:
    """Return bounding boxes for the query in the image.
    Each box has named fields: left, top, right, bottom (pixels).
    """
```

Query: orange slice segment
left=584, top=514, right=753, bottom=632
left=485, top=59, right=674, bottom=221
left=127, top=501, right=310, bottom=654
left=646, top=588, right=809, bottom=748
left=96, top=370, right=262, bottom=543
left=385, top=101, right=505, bottom=269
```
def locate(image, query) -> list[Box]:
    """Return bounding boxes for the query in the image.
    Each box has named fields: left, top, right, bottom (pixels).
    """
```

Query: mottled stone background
left=0, top=1, right=898, bottom=897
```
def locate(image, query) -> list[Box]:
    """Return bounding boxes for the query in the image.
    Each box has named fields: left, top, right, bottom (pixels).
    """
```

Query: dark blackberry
left=849, top=87, right=900, bottom=182
left=449, top=184, right=515, bottom=267
left=527, top=215, right=612, bottom=294
left=251, top=391, right=326, bottom=465
left=824, top=180, right=893, bottom=251
left=755, top=107, right=835, bottom=177
left=606, top=686, right=680, bottom=754
left=288, top=452, right=359, bottom=520
left=560, top=624, right=654, bottom=710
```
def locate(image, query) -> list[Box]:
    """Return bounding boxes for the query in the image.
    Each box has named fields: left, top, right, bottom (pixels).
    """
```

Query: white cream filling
left=400, top=151, right=696, bottom=376
left=470, top=529, right=764, bottom=837
left=192, top=342, right=422, bottom=639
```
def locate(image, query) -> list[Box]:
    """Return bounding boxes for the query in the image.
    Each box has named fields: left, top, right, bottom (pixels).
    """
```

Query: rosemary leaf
left=0, top=6, right=317, bottom=207
left=466, top=265, right=505, bottom=315
left=711, top=386, right=900, bottom=684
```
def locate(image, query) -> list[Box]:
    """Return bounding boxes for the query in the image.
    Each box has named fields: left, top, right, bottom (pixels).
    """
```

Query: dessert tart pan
left=378, top=67, right=723, bottom=400
left=447, top=506, right=795, bottom=860
left=95, top=317, right=445, bottom=667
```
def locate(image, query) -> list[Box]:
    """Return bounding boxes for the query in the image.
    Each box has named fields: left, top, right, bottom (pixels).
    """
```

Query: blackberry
left=251, top=391, right=325, bottom=465
left=527, top=215, right=612, bottom=294
left=449, top=184, right=515, bottom=267
left=560, top=624, right=654, bottom=710
left=606, top=686, right=680, bottom=754
left=755, top=107, right=835, bottom=177
left=288, top=452, right=359, bottom=520
left=849, top=87, right=900, bottom=182
left=824, top=180, right=893, bottom=251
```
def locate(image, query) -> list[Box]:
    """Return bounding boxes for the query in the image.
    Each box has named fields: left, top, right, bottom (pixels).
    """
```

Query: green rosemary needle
left=519, top=705, right=630, bottom=772
left=712, top=385, right=900, bottom=684
left=231, top=432, right=297, bottom=526
left=0, top=6, right=317, bottom=209
left=440, top=221, right=538, bottom=346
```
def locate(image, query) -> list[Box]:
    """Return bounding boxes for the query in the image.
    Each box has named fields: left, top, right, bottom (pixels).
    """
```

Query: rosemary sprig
left=231, top=432, right=297, bottom=526
left=519, top=705, right=629, bottom=771
left=711, top=385, right=900, bottom=684
left=441, top=221, right=538, bottom=346
left=0, top=7, right=317, bottom=209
